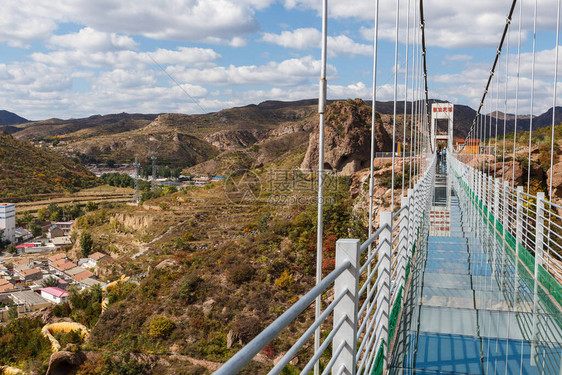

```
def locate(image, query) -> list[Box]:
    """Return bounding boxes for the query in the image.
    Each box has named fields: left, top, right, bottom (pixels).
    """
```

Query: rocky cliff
left=300, top=99, right=392, bottom=175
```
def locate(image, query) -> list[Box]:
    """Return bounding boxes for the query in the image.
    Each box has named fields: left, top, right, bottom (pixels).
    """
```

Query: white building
left=0, top=203, right=15, bottom=243
left=40, top=287, right=69, bottom=304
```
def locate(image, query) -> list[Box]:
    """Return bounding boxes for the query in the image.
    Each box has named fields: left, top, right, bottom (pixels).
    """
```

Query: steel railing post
left=333, top=239, right=361, bottom=375
left=535, top=192, right=545, bottom=271
left=530, top=192, right=545, bottom=365
left=515, top=186, right=523, bottom=304
left=407, top=188, right=414, bottom=258
left=501, top=181, right=509, bottom=291
left=376, top=212, right=392, bottom=372
left=399, top=195, right=410, bottom=286
left=494, top=178, right=500, bottom=225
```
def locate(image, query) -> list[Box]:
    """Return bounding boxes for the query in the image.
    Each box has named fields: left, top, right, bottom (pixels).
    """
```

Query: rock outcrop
left=548, top=155, right=562, bottom=210
left=489, top=160, right=525, bottom=186
left=46, top=349, right=87, bottom=375
left=204, top=129, right=266, bottom=150
left=301, top=99, right=392, bottom=175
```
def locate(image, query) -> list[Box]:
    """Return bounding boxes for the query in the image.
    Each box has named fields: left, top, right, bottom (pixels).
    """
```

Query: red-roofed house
left=40, top=287, right=69, bottom=303
left=17, top=268, right=42, bottom=282
left=0, top=278, right=14, bottom=293
left=73, top=270, right=94, bottom=282
left=50, top=259, right=77, bottom=276
left=48, top=253, right=66, bottom=263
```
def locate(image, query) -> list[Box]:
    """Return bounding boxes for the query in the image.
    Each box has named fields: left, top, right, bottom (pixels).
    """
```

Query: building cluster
left=15, top=221, right=73, bottom=254
left=87, top=164, right=137, bottom=178
left=0, top=203, right=16, bottom=243
left=0, top=251, right=108, bottom=320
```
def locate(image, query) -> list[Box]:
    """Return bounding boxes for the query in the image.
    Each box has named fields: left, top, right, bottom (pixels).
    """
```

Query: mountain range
left=1, top=100, right=561, bottom=172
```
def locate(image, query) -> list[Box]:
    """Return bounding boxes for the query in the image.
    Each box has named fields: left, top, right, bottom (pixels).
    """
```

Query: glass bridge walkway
left=389, top=159, right=562, bottom=375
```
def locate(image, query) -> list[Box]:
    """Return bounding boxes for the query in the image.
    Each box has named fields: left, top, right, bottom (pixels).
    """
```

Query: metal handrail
left=360, top=225, right=389, bottom=253
left=216, top=153, right=437, bottom=374
left=267, top=290, right=347, bottom=374
left=214, top=260, right=350, bottom=375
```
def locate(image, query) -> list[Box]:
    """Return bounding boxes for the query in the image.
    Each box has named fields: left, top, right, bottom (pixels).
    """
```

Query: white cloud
left=167, top=56, right=338, bottom=86
left=0, top=0, right=272, bottom=46
left=292, top=0, right=558, bottom=48
left=261, top=28, right=371, bottom=57
left=31, top=47, right=221, bottom=69
left=49, top=28, right=138, bottom=52
left=261, top=28, right=321, bottom=49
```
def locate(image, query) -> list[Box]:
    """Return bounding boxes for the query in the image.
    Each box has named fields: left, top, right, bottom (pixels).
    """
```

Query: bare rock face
left=205, top=129, right=266, bottom=150
left=548, top=156, right=562, bottom=209
left=490, top=160, right=525, bottom=186
left=301, top=99, right=392, bottom=175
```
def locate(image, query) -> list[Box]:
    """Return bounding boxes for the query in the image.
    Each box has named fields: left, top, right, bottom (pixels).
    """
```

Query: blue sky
left=0, top=0, right=560, bottom=120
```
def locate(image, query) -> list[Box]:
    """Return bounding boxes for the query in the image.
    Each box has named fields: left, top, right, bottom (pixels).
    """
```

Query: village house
left=40, top=287, right=69, bottom=304
left=17, top=268, right=43, bottom=282
left=49, top=259, right=77, bottom=277
left=0, top=278, right=15, bottom=293
left=14, top=228, right=33, bottom=243
left=9, top=290, right=50, bottom=313
left=13, top=258, right=31, bottom=272
left=52, top=237, right=72, bottom=247
left=86, top=252, right=109, bottom=268
left=78, top=277, right=104, bottom=289
left=72, top=270, right=95, bottom=283
left=65, top=266, right=88, bottom=277
left=51, top=222, right=73, bottom=236
left=48, top=253, right=67, bottom=264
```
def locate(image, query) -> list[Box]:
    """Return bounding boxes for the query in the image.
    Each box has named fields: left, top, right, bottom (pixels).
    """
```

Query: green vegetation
left=37, top=202, right=85, bottom=222
left=103, top=173, right=151, bottom=190
left=0, top=317, right=51, bottom=372
left=148, top=316, right=176, bottom=338
left=41, top=276, right=60, bottom=288
left=80, top=231, right=94, bottom=257
left=0, top=133, right=99, bottom=201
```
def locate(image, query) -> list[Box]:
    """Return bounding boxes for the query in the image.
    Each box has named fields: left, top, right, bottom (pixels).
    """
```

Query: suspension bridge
left=214, top=0, right=562, bottom=373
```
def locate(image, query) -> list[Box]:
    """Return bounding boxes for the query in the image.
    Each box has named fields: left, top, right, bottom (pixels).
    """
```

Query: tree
left=29, top=222, right=42, bottom=237
left=85, top=201, right=98, bottom=212
left=80, top=232, right=94, bottom=257
left=41, top=276, right=60, bottom=288
left=37, top=208, right=49, bottom=222
left=50, top=210, right=62, bottom=222
left=6, top=244, right=16, bottom=254
left=21, top=211, right=34, bottom=225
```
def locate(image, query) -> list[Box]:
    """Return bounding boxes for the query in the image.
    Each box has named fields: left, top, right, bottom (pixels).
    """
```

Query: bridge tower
left=430, top=102, right=454, bottom=151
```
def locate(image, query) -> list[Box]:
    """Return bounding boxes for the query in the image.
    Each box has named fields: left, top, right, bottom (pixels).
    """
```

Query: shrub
left=228, top=263, right=255, bottom=284
left=148, top=316, right=175, bottom=338
left=177, top=274, right=202, bottom=304
left=53, top=302, right=72, bottom=317
left=274, top=270, right=294, bottom=290
left=231, top=315, right=262, bottom=343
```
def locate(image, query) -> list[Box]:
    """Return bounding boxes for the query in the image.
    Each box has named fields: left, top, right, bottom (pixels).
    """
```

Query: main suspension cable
left=419, top=0, right=431, bottom=153
left=527, top=0, right=538, bottom=196
left=463, top=0, right=518, bottom=149
left=512, top=0, right=522, bottom=188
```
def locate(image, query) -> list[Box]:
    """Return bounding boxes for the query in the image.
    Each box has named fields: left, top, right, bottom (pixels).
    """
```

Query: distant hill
left=0, top=133, right=98, bottom=202
left=5, top=100, right=559, bottom=171
left=0, top=110, right=28, bottom=125
left=13, top=113, right=158, bottom=139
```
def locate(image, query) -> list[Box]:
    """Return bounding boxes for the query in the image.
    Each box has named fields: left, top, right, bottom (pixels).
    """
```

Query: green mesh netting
left=371, top=340, right=385, bottom=375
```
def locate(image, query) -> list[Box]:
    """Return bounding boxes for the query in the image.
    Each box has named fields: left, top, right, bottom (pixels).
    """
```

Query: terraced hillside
left=0, top=133, right=99, bottom=202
